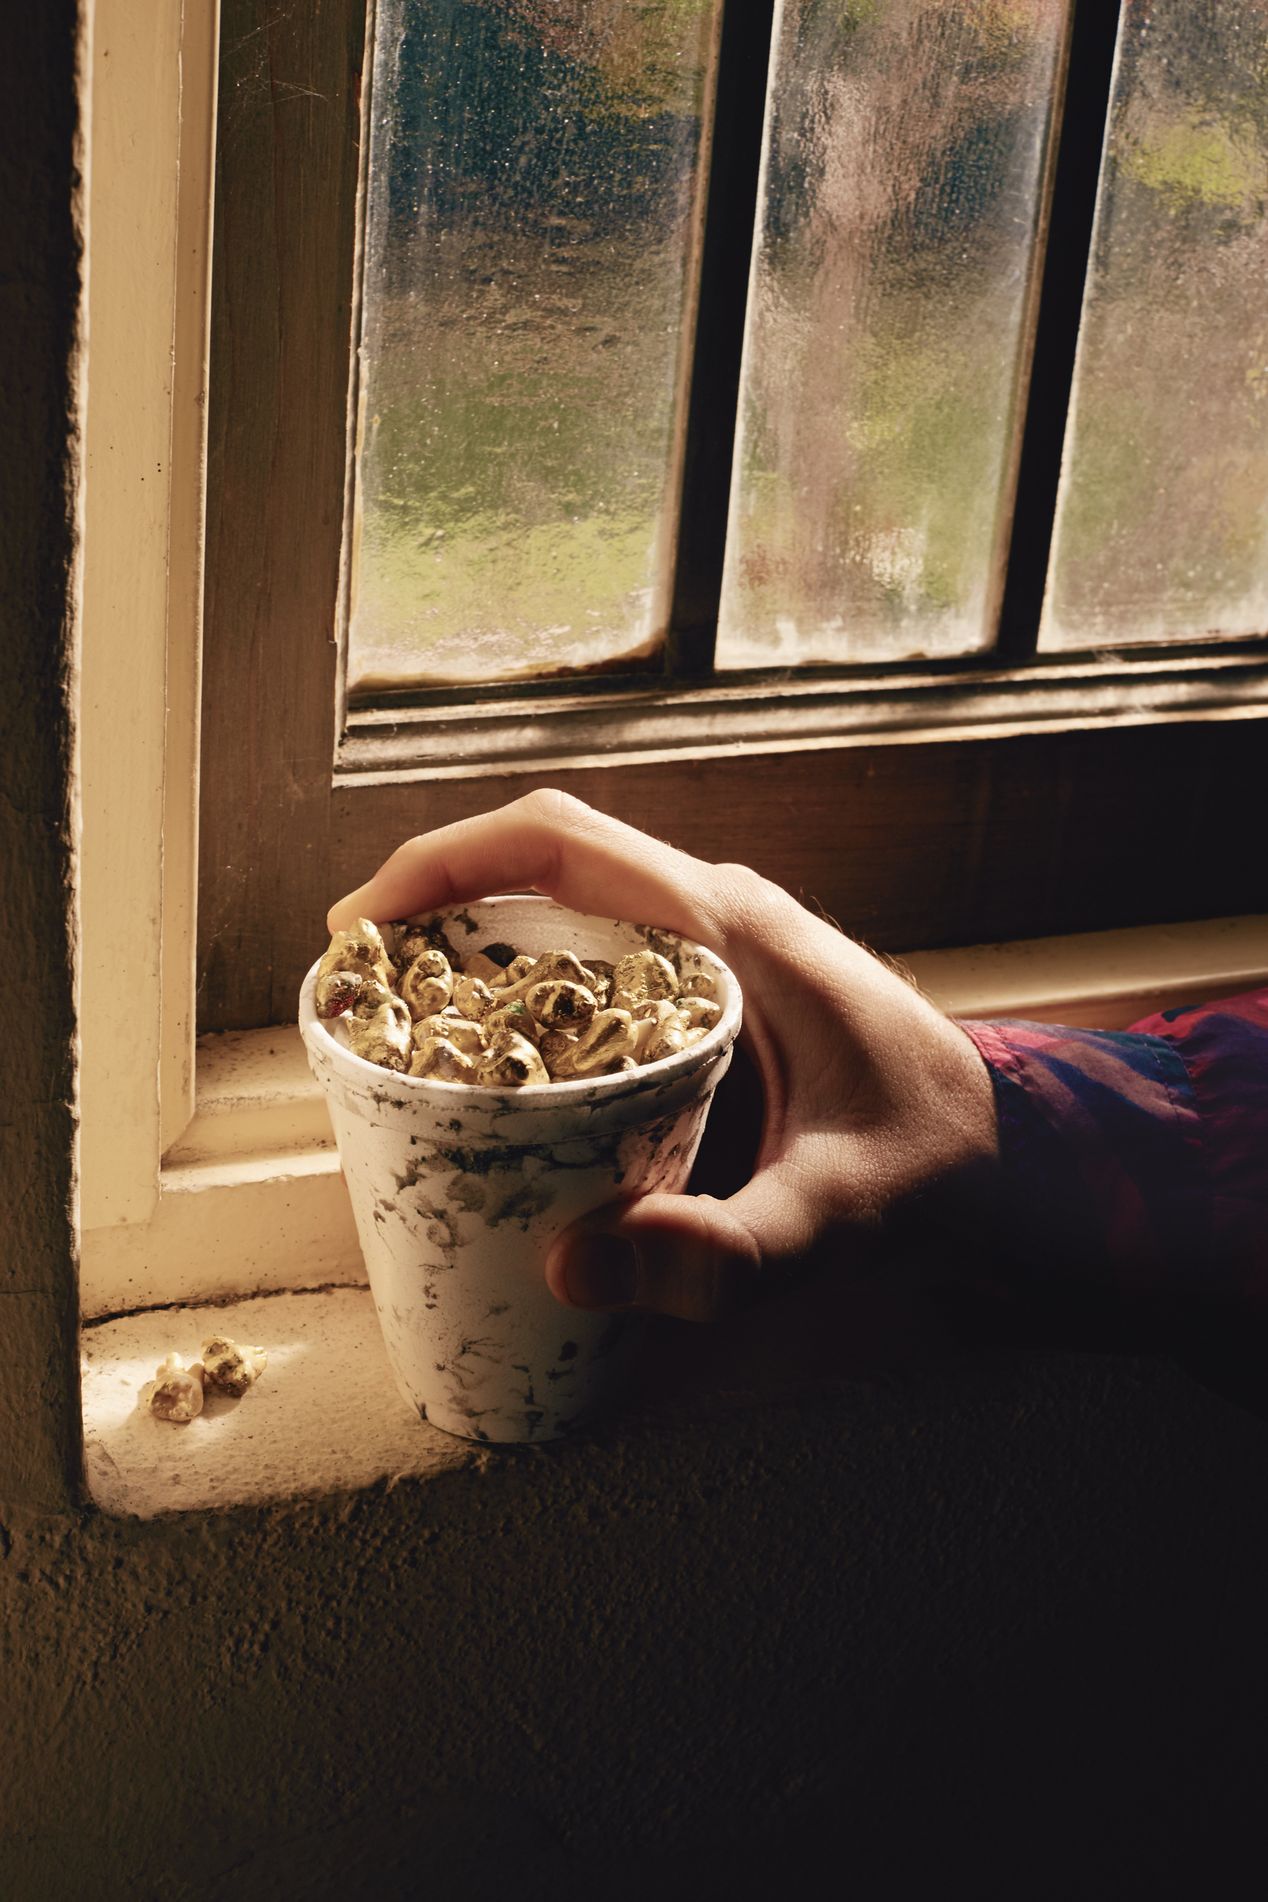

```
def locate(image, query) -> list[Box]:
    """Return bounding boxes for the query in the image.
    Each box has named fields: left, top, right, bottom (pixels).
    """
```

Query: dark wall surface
left=0, top=4, right=83, bottom=1510
left=6, top=1329, right=1268, bottom=1902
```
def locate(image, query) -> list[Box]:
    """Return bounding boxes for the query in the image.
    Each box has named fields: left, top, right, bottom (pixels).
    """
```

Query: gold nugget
left=315, top=967, right=368, bottom=1019
left=492, top=954, right=537, bottom=989
left=496, top=950, right=596, bottom=1006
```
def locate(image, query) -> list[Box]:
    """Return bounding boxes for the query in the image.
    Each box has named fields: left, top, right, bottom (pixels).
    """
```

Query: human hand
left=328, top=790, right=999, bottom=1323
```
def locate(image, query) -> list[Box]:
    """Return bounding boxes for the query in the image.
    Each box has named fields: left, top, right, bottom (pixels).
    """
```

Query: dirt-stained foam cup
left=299, top=896, right=742, bottom=1443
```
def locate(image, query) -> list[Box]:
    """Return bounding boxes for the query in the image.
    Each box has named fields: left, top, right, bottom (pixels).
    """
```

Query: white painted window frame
left=76, top=0, right=1268, bottom=1328
left=79, top=0, right=210, bottom=1232
left=78, top=0, right=359, bottom=1318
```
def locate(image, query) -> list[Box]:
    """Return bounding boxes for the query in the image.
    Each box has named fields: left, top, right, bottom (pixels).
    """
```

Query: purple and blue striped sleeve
left=957, top=991, right=1268, bottom=1315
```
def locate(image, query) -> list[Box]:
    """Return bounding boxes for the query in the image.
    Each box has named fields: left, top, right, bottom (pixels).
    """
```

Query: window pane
left=717, top=0, right=1072, bottom=668
left=1041, top=1, right=1268, bottom=650
left=347, top=0, right=722, bottom=693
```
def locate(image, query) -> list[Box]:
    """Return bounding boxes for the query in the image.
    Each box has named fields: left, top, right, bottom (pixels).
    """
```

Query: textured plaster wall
left=0, top=4, right=83, bottom=1513
left=8, top=9, right=1268, bottom=1900
left=8, top=1336, right=1268, bottom=1900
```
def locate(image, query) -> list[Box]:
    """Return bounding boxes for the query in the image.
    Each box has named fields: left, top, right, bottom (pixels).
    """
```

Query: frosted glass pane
left=717, top=0, right=1072, bottom=668
left=349, top=0, right=721, bottom=692
left=1042, top=1, right=1268, bottom=649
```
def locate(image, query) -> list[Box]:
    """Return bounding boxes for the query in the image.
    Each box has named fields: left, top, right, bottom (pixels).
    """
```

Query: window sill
left=81, top=1285, right=475, bottom=1517
left=79, top=913, right=1268, bottom=1517
left=906, top=912, right=1268, bottom=1028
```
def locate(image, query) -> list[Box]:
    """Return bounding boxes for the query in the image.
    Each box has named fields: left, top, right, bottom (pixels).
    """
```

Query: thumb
left=544, top=1173, right=812, bottom=1323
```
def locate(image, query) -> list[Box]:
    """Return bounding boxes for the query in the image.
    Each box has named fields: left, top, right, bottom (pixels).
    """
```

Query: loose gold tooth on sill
left=139, top=1352, right=205, bottom=1423
left=202, top=1335, right=268, bottom=1398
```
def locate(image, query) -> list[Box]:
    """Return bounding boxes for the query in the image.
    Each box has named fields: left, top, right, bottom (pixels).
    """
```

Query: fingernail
left=560, top=1234, right=639, bottom=1309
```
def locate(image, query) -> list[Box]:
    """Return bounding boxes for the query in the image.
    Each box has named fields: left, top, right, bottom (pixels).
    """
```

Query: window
left=352, top=0, right=725, bottom=690
left=350, top=0, right=1268, bottom=680
left=197, top=0, right=1268, bottom=1041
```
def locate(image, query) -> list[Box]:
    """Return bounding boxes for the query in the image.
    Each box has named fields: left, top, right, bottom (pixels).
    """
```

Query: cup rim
left=298, top=894, right=742, bottom=1108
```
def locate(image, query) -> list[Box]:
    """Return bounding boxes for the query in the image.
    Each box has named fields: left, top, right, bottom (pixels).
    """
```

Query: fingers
left=544, top=1168, right=818, bottom=1323
left=326, top=788, right=771, bottom=949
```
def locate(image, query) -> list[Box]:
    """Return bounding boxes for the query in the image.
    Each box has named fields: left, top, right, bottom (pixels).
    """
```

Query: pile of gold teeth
left=139, top=1336, right=268, bottom=1423
left=315, top=918, right=723, bottom=1086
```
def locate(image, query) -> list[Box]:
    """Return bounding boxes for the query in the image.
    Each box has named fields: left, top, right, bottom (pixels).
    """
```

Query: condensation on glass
left=1041, top=0, right=1268, bottom=649
left=346, top=0, right=722, bottom=693
left=717, top=0, right=1073, bottom=668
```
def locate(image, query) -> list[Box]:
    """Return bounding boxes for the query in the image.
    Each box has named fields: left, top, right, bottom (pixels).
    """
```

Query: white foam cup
left=299, top=896, right=742, bottom=1443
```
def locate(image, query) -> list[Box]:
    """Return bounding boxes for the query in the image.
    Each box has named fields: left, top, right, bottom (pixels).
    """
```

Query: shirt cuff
left=956, top=1017, right=1210, bottom=1305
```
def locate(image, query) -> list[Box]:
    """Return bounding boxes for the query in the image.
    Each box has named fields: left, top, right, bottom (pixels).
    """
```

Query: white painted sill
left=80, top=915, right=1268, bottom=1518
left=80, top=1026, right=363, bottom=1318
left=81, top=1286, right=475, bottom=1515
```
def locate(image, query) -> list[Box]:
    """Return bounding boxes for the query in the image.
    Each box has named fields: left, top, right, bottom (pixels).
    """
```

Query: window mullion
left=665, top=0, right=778, bottom=682
left=995, top=0, right=1124, bottom=661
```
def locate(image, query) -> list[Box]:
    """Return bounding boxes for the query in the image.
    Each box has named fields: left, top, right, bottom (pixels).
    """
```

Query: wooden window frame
left=198, top=0, right=1268, bottom=1033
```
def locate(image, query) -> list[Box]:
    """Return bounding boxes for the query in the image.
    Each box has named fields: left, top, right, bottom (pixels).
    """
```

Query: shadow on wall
left=7, top=1336, right=1268, bottom=1902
